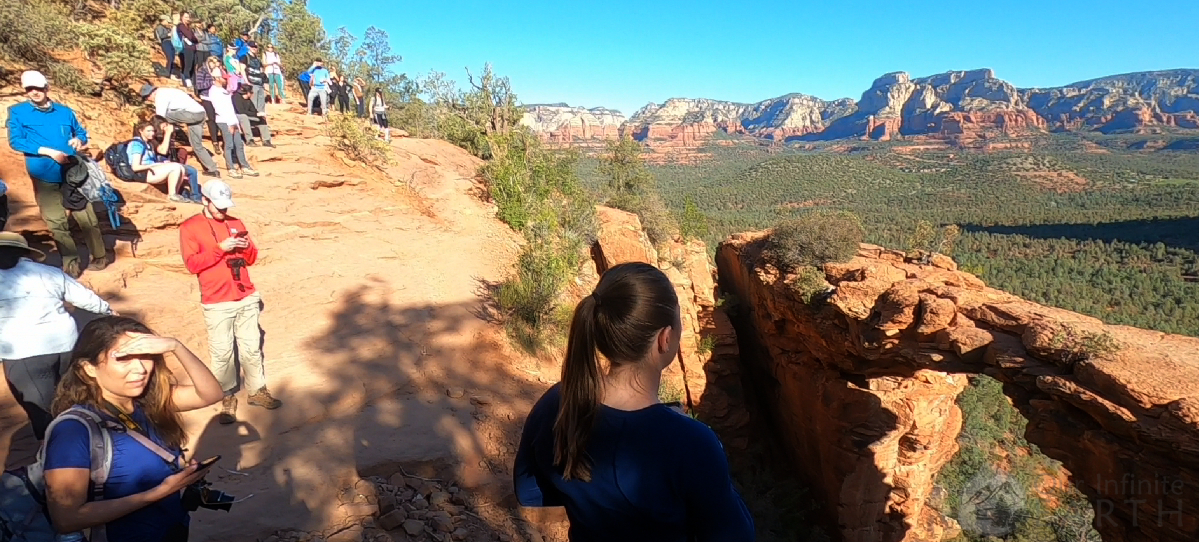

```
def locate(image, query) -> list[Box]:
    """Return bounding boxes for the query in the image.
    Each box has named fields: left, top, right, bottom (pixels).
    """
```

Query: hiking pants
left=356, top=100, right=366, bottom=119
left=218, top=123, right=250, bottom=170
left=237, top=114, right=272, bottom=145
left=298, top=80, right=311, bottom=102
left=161, top=40, right=177, bottom=78
left=0, top=194, right=8, bottom=230
left=307, top=88, right=328, bottom=115
left=252, top=84, right=267, bottom=114
left=268, top=74, right=286, bottom=101
left=183, top=164, right=201, bottom=197
left=180, top=47, right=196, bottom=81
left=33, top=179, right=105, bottom=269
left=200, top=98, right=221, bottom=147
left=166, top=109, right=221, bottom=174
left=202, top=293, right=266, bottom=394
left=3, top=351, right=72, bottom=440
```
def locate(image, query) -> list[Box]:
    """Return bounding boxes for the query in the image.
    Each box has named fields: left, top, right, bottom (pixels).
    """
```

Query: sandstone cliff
left=717, top=233, right=1199, bottom=542
left=626, top=94, right=854, bottom=143
left=519, top=104, right=627, bottom=144
left=1024, top=69, right=1199, bottom=133
left=542, top=68, right=1199, bottom=147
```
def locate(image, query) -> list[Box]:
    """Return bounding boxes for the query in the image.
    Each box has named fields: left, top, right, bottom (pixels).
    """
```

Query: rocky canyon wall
left=716, top=232, right=1199, bottom=542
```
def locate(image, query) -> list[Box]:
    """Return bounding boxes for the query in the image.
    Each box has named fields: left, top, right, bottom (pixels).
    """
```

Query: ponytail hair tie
left=589, top=293, right=602, bottom=308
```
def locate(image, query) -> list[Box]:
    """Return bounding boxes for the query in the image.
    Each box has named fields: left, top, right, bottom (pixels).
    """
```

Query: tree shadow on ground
left=184, top=281, right=560, bottom=542
left=963, top=216, right=1199, bottom=252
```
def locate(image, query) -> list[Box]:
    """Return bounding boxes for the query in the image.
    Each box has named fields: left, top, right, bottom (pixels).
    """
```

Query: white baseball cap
left=21, top=71, right=48, bottom=89
left=201, top=179, right=235, bottom=209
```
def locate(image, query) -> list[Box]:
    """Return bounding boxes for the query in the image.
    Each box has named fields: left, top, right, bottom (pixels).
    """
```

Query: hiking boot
left=263, top=142, right=275, bottom=148
left=63, top=260, right=82, bottom=279
left=87, top=253, right=112, bottom=272
left=242, top=167, right=260, bottom=177
left=218, top=395, right=237, bottom=424
left=248, top=388, right=281, bottom=409
left=229, top=169, right=243, bottom=179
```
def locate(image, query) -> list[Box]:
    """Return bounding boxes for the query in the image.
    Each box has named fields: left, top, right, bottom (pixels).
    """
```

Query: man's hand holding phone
left=219, top=234, right=249, bottom=253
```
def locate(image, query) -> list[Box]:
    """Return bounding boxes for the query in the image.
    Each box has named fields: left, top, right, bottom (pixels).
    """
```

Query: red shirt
left=180, top=213, right=259, bottom=305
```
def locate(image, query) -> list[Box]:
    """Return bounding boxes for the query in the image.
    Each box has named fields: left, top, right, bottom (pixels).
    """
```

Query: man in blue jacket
left=5, top=71, right=109, bottom=278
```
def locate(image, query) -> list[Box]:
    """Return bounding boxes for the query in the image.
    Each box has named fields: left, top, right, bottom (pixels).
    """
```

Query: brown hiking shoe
left=63, top=260, right=82, bottom=279
left=88, top=253, right=113, bottom=271
left=218, top=395, right=237, bottom=424
left=248, top=388, right=281, bottom=409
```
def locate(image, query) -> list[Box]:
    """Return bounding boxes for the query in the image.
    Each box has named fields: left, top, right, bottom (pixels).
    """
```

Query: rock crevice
left=716, top=232, right=1199, bottom=542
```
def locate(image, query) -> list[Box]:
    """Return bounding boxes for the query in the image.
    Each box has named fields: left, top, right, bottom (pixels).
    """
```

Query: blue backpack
left=81, top=155, right=123, bottom=229
left=0, top=408, right=117, bottom=542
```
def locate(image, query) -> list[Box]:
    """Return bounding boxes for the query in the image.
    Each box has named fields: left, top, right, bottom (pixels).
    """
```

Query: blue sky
left=307, top=0, right=1199, bottom=115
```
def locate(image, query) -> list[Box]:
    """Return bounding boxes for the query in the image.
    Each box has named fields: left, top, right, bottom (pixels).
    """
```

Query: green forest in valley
left=578, top=133, right=1199, bottom=541
left=581, top=134, right=1199, bottom=337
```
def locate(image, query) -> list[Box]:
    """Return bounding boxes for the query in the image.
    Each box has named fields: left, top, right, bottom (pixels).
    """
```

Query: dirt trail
left=1, top=93, right=566, bottom=541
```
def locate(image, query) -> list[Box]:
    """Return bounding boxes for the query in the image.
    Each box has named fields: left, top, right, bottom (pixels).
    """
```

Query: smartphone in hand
left=196, top=455, right=221, bottom=470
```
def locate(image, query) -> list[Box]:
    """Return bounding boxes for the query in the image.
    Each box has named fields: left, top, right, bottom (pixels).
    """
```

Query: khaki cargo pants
left=33, top=179, right=106, bottom=269
left=202, top=292, right=266, bottom=394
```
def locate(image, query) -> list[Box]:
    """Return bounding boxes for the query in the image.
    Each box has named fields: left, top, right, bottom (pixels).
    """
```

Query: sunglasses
left=24, top=86, right=46, bottom=93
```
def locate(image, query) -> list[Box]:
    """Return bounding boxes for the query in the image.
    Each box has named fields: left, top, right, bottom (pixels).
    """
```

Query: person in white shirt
left=264, top=44, right=285, bottom=104
left=210, top=79, right=258, bottom=179
left=0, top=232, right=115, bottom=440
left=139, top=84, right=221, bottom=177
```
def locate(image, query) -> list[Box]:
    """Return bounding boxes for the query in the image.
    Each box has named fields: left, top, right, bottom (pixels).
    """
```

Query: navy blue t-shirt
left=514, top=384, right=755, bottom=542
left=44, top=405, right=190, bottom=542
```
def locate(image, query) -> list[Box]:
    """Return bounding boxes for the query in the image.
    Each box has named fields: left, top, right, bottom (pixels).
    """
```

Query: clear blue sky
left=307, top=0, right=1199, bottom=115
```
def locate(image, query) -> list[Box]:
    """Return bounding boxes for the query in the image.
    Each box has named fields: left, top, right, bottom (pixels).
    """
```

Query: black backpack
left=103, top=141, right=137, bottom=182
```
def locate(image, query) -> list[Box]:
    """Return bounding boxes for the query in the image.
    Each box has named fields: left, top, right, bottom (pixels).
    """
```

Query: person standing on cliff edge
left=179, top=180, right=281, bottom=424
left=6, top=70, right=110, bottom=278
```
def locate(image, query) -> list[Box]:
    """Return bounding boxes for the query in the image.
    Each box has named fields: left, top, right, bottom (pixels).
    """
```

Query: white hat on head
left=201, top=179, right=235, bottom=208
left=21, top=71, right=48, bottom=89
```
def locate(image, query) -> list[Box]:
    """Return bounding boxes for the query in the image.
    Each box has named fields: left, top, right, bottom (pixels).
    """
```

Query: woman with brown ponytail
left=513, top=262, right=755, bottom=541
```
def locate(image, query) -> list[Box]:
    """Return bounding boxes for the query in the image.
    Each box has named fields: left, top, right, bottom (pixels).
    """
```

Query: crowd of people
left=0, top=16, right=753, bottom=540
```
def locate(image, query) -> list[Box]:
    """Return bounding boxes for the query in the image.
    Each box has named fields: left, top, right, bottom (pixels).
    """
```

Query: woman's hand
left=115, top=333, right=180, bottom=357
left=150, top=461, right=211, bottom=501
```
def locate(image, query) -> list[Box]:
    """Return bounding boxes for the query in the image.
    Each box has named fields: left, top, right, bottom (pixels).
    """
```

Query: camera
left=225, top=257, right=247, bottom=281
left=181, top=479, right=236, bottom=512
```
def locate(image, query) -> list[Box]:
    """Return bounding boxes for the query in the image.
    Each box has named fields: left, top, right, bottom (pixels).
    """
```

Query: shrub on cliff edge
left=483, top=129, right=597, bottom=353
left=326, top=112, right=391, bottom=166
left=765, top=211, right=864, bottom=272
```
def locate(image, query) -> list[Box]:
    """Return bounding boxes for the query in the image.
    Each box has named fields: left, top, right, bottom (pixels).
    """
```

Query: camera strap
left=101, top=401, right=182, bottom=468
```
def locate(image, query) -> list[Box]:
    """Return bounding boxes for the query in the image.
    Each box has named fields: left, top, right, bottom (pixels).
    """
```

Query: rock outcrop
left=575, top=207, right=717, bottom=410
left=535, top=69, right=1199, bottom=148
left=717, top=232, right=1199, bottom=542
left=626, top=95, right=854, bottom=144
left=519, top=104, right=626, bottom=144
left=1025, top=69, right=1199, bottom=133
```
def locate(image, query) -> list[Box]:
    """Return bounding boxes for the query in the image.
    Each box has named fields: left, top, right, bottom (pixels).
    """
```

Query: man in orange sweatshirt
left=179, top=179, right=281, bottom=423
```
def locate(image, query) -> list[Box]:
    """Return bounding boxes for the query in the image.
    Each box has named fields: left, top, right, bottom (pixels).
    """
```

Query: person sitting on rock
left=139, top=83, right=222, bottom=177
left=513, top=262, right=755, bottom=542
left=126, top=121, right=196, bottom=204
left=43, top=316, right=224, bottom=542
left=233, top=84, right=274, bottom=148
left=146, top=116, right=202, bottom=202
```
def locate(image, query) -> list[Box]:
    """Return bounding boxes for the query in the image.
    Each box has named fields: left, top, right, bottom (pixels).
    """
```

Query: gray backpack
left=0, top=408, right=118, bottom=542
